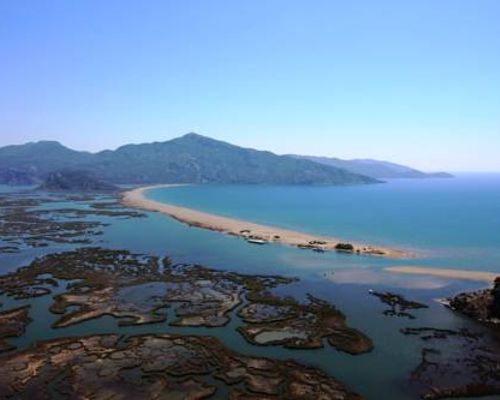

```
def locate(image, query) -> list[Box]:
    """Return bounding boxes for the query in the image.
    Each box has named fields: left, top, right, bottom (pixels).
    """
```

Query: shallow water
left=254, top=329, right=308, bottom=344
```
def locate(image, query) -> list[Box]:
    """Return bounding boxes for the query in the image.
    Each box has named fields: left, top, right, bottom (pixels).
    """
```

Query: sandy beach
left=121, top=184, right=408, bottom=258
left=385, top=266, right=498, bottom=282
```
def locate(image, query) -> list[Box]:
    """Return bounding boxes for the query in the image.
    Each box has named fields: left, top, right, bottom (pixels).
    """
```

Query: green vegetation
left=38, top=170, right=118, bottom=192
left=0, top=133, right=379, bottom=185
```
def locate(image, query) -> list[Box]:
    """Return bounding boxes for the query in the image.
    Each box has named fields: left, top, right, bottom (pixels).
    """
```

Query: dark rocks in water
left=401, top=326, right=500, bottom=399
left=0, top=246, right=20, bottom=254
left=38, top=170, right=118, bottom=192
left=335, top=243, right=354, bottom=252
left=449, top=276, right=500, bottom=324
left=369, top=290, right=428, bottom=319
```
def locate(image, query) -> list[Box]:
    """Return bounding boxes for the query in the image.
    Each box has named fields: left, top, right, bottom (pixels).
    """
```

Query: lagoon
left=1, top=175, right=499, bottom=399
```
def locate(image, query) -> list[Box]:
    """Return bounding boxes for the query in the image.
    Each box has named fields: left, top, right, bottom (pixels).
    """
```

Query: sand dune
left=121, top=184, right=408, bottom=259
left=386, top=266, right=498, bottom=282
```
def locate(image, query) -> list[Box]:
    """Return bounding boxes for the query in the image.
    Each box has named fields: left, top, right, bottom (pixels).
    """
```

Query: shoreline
left=121, top=184, right=408, bottom=259
left=385, top=266, right=498, bottom=282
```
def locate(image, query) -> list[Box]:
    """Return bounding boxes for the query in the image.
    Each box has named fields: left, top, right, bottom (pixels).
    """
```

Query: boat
left=246, top=238, right=268, bottom=245
left=435, top=298, right=454, bottom=309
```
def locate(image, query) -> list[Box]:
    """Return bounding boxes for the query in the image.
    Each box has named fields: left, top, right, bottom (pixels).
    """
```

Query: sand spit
left=386, top=266, right=498, bottom=282
left=121, top=185, right=408, bottom=259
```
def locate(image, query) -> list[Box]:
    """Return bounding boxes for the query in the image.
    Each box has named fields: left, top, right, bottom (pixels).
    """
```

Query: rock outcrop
left=449, top=277, right=500, bottom=323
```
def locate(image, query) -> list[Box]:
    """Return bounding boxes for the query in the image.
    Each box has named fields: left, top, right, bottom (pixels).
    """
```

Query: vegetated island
left=0, top=244, right=371, bottom=398
left=385, top=266, right=498, bottom=282
left=0, top=333, right=363, bottom=399
left=121, top=184, right=408, bottom=258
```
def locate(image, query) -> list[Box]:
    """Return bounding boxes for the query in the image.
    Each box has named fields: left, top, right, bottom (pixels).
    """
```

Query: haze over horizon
left=1, top=1, right=499, bottom=172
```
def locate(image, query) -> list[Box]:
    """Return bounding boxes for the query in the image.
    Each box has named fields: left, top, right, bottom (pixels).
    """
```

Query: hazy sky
left=1, top=1, right=499, bottom=171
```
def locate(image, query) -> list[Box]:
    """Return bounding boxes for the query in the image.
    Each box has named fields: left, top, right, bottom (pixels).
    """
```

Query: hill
left=290, top=155, right=453, bottom=179
left=0, top=140, right=94, bottom=176
left=0, top=134, right=378, bottom=185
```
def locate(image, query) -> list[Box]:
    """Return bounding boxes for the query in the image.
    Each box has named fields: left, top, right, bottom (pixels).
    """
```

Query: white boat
left=435, top=298, right=454, bottom=309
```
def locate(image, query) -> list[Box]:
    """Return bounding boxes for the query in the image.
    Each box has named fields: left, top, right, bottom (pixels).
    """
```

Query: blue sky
left=0, top=1, right=499, bottom=171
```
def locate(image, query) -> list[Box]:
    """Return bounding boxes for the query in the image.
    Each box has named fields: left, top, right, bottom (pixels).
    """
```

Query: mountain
left=289, top=155, right=453, bottom=179
left=0, top=134, right=379, bottom=185
left=38, top=170, right=118, bottom=192
left=0, top=140, right=94, bottom=176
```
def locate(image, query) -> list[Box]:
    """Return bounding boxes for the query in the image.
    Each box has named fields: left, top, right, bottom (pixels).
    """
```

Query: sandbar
left=121, top=184, right=408, bottom=258
left=385, top=266, right=498, bottom=282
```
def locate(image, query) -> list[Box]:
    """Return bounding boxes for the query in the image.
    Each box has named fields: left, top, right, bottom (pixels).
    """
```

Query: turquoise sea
left=1, top=174, right=499, bottom=400
left=148, top=173, right=500, bottom=271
